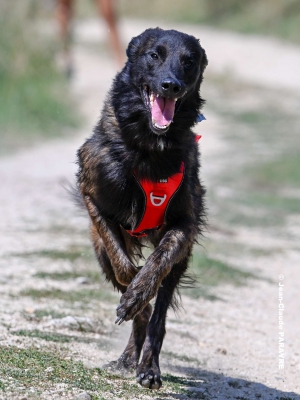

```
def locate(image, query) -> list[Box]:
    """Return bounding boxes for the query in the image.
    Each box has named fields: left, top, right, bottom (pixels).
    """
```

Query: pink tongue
left=151, top=96, right=175, bottom=126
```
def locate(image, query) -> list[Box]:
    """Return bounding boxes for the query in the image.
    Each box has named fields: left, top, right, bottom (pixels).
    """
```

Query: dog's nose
left=161, top=79, right=182, bottom=96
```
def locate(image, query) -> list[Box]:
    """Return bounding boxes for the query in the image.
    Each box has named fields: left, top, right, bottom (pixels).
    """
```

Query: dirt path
left=0, top=19, right=299, bottom=400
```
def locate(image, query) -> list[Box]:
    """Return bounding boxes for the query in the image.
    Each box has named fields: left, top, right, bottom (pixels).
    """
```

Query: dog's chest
left=126, top=164, right=185, bottom=237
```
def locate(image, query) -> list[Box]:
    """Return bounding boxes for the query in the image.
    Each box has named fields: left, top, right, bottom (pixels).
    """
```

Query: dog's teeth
left=150, top=92, right=154, bottom=107
left=153, top=121, right=171, bottom=130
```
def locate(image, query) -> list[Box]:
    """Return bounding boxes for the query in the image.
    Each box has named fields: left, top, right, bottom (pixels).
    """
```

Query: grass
left=0, top=346, right=113, bottom=395
left=34, top=270, right=100, bottom=281
left=190, top=252, right=257, bottom=287
left=248, top=153, right=300, bottom=189
left=0, top=1, right=78, bottom=154
left=118, top=0, right=300, bottom=44
left=204, top=75, right=300, bottom=229
left=182, top=251, right=258, bottom=299
left=163, top=351, right=201, bottom=366
left=11, top=329, right=101, bottom=344
left=28, top=309, right=68, bottom=320
left=0, top=345, right=194, bottom=398
left=0, top=73, right=78, bottom=154
left=11, top=245, right=94, bottom=263
left=20, top=287, right=118, bottom=304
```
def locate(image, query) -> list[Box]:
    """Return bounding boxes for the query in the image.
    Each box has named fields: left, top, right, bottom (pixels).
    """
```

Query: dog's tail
left=170, top=272, right=197, bottom=311
left=62, top=180, right=86, bottom=211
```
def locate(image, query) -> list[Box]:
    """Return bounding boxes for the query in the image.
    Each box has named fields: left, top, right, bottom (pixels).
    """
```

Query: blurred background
left=1, top=0, right=300, bottom=150
left=0, top=0, right=300, bottom=398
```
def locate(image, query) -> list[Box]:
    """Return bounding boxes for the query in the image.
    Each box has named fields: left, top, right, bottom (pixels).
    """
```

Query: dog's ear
left=200, top=47, right=208, bottom=73
left=126, top=35, right=142, bottom=62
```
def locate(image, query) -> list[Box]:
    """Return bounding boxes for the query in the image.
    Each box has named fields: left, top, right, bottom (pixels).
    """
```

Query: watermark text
left=278, top=274, right=284, bottom=369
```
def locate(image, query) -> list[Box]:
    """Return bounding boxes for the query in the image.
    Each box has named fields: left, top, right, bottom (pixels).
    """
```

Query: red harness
left=126, top=135, right=201, bottom=237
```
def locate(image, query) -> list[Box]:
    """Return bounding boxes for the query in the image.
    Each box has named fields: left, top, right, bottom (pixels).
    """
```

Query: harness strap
left=126, top=134, right=201, bottom=237
left=127, top=163, right=185, bottom=237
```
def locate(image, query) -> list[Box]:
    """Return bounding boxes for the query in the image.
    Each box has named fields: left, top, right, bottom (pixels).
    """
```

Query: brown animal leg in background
left=56, top=0, right=73, bottom=76
left=136, top=257, right=189, bottom=389
left=95, top=0, right=124, bottom=67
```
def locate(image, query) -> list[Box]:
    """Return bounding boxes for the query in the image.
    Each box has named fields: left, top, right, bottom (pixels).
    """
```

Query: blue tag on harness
left=197, top=113, right=206, bottom=123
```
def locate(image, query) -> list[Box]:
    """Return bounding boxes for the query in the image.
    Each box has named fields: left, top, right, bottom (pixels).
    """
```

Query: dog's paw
left=115, top=290, right=146, bottom=324
left=136, top=369, right=162, bottom=390
left=103, top=359, right=136, bottom=376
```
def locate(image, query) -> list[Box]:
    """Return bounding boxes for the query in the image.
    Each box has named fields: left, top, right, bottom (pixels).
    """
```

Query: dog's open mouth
left=143, top=86, right=179, bottom=133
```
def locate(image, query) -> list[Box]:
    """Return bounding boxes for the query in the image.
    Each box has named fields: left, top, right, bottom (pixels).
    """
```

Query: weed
left=0, top=346, right=111, bottom=393
left=204, top=74, right=300, bottom=229
left=191, top=252, right=257, bottom=287
left=33, top=309, right=68, bottom=320
left=180, top=252, right=260, bottom=300
left=12, top=246, right=94, bottom=263
left=0, top=345, right=192, bottom=398
left=248, top=153, right=300, bottom=189
left=163, top=351, right=201, bottom=366
left=119, top=0, right=300, bottom=44
left=20, top=287, right=118, bottom=304
left=0, top=1, right=78, bottom=154
left=34, top=270, right=100, bottom=281
left=11, top=329, right=100, bottom=344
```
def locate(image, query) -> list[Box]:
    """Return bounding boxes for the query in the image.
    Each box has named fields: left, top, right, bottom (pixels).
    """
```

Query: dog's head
left=124, top=28, right=207, bottom=135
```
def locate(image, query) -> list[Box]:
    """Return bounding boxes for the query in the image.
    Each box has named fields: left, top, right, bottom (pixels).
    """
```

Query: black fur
left=76, top=27, right=207, bottom=390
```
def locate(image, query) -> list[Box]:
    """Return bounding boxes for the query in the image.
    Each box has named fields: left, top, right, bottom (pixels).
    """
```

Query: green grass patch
left=182, top=252, right=258, bottom=300
left=22, top=308, right=68, bottom=322
left=191, top=252, right=257, bottom=287
left=119, top=0, right=300, bottom=44
left=32, top=309, right=68, bottom=320
left=218, top=153, right=300, bottom=226
left=20, top=288, right=118, bottom=304
left=0, top=345, right=194, bottom=398
left=12, top=329, right=73, bottom=343
left=184, top=287, right=222, bottom=302
left=0, top=346, right=113, bottom=394
left=0, top=74, right=78, bottom=154
left=12, top=329, right=100, bottom=344
left=181, top=253, right=262, bottom=301
left=12, top=246, right=94, bottom=263
left=241, top=192, right=300, bottom=215
left=204, top=74, right=300, bottom=229
left=34, top=270, right=100, bottom=281
left=162, top=351, right=201, bottom=366
left=248, top=153, right=300, bottom=189
left=0, top=1, right=79, bottom=154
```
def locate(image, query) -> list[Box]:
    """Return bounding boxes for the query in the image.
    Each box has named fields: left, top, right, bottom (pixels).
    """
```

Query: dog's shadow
left=157, top=365, right=299, bottom=400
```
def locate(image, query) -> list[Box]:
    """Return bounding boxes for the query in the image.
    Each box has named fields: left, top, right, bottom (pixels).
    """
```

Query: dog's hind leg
left=136, top=256, right=189, bottom=390
left=91, top=224, right=152, bottom=372
left=105, top=303, right=152, bottom=373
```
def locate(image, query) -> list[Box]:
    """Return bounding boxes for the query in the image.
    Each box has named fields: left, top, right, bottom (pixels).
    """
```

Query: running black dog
left=76, top=27, right=207, bottom=389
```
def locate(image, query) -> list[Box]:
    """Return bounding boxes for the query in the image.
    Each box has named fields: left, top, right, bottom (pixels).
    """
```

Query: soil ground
left=0, top=18, right=299, bottom=400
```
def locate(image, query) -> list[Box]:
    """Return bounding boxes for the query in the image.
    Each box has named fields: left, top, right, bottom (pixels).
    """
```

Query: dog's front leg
left=84, top=195, right=138, bottom=286
left=116, top=224, right=195, bottom=323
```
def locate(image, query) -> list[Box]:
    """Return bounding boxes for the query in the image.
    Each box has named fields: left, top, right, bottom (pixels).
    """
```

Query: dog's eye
left=150, top=53, right=159, bottom=60
left=183, top=59, right=194, bottom=68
